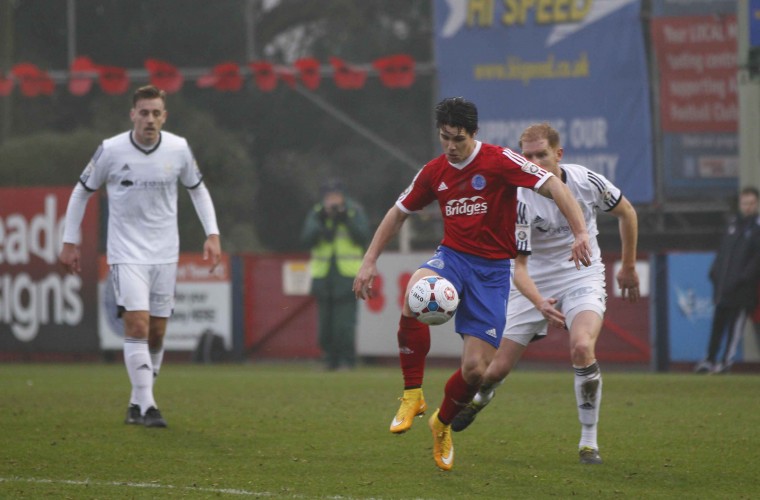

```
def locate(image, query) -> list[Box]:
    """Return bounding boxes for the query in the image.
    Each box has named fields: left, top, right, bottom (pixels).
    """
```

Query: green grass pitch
left=1, top=363, right=759, bottom=499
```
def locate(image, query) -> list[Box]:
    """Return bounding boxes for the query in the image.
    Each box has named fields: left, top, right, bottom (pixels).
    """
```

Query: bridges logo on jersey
left=445, top=196, right=487, bottom=216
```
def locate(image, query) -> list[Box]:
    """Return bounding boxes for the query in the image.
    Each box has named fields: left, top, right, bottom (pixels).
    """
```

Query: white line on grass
left=0, top=477, right=272, bottom=497
left=0, top=476, right=393, bottom=499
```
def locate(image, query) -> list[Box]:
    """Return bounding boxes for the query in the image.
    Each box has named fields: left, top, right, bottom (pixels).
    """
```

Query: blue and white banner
left=666, top=253, right=715, bottom=362
left=433, top=0, right=654, bottom=203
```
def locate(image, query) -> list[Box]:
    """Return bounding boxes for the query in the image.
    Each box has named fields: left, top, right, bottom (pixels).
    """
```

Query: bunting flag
left=1, top=54, right=420, bottom=97
left=199, top=62, right=244, bottom=92
left=294, top=57, right=321, bottom=90
left=12, top=63, right=54, bottom=97
left=145, top=59, right=184, bottom=94
left=373, top=54, right=416, bottom=89
left=98, top=66, right=130, bottom=95
left=248, top=61, right=278, bottom=92
left=68, top=56, right=96, bottom=96
left=329, top=57, right=367, bottom=90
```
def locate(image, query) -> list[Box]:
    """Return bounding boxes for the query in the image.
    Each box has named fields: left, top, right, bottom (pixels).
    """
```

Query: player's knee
left=571, top=339, right=595, bottom=365
left=461, top=360, right=488, bottom=386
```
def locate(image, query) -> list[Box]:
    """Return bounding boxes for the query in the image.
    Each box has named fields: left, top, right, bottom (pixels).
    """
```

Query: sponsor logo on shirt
left=445, top=196, right=488, bottom=216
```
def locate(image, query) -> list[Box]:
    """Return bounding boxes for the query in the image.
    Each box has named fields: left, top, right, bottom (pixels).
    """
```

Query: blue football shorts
left=419, top=245, right=511, bottom=348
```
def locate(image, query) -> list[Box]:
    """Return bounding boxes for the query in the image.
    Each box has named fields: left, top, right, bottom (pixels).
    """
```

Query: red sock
left=438, top=368, right=478, bottom=424
left=397, top=315, right=430, bottom=389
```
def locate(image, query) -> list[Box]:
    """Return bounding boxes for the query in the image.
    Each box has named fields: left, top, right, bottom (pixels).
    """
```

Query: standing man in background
left=59, top=85, right=222, bottom=428
left=695, top=186, right=760, bottom=374
left=301, top=179, right=370, bottom=371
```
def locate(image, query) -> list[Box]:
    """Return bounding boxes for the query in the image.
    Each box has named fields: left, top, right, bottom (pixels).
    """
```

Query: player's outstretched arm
left=537, top=176, right=591, bottom=269
left=353, top=205, right=408, bottom=300
left=610, top=196, right=640, bottom=302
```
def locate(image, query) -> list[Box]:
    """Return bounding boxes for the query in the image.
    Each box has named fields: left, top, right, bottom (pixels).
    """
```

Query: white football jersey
left=79, top=131, right=204, bottom=265
left=514, top=164, right=621, bottom=287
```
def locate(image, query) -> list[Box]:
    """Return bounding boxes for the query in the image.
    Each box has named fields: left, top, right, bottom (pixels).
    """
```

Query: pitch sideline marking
left=0, top=476, right=387, bottom=499
left=0, top=476, right=271, bottom=497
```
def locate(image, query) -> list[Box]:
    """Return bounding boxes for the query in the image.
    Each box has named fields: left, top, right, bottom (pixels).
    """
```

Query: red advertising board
left=0, top=187, right=100, bottom=353
left=242, top=254, right=320, bottom=359
left=651, top=15, right=738, bottom=133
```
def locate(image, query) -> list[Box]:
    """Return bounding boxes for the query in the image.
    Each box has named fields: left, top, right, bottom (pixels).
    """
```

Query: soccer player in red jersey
left=352, top=97, right=592, bottom=471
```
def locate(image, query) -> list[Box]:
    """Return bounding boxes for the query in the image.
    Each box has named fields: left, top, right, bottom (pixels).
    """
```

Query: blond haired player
left=451, top=123, right=640, bottom=465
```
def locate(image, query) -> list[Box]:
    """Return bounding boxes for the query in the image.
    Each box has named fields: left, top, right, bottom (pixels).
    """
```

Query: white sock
left=574, top=361, right=602, bottom=450
left=150, top=347, right=164, bottom=379
left=124, top=338, right=156, bottom=414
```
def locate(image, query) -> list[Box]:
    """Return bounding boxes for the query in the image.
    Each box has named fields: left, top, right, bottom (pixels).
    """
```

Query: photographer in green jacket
left=300, top=179, right=371, bottom=370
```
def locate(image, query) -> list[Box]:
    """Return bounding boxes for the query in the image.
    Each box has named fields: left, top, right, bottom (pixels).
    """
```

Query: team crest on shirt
left=471, top=174, right=486, bottom=190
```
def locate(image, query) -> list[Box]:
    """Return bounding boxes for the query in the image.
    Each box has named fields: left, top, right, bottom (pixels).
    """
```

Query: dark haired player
left=353, top=97, right=592, bottom=471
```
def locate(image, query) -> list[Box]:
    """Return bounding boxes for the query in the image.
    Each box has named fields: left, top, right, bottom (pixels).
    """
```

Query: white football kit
left=504, top=164, right=622, bottom=345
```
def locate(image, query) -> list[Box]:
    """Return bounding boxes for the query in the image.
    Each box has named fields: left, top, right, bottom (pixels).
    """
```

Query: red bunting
left=68, top=56, right=96, bottom=96
left=1, top=54, right=418, bottom=97
left=0, top=73, right=13, bottom=96
left=145, top=59, right=183, bottom=94
left=248, top=61, right=278, bottom=92
left=373, top=54, right=415, bottom=89
left=98, top=66, right=130, bottom=95
left=329, top=57, right=367, bottom=90
left=12, top=63, right=55, bottom=97
left=206, top=62, right=243, bottom=92
left=294, top=58, right=321, bottom=90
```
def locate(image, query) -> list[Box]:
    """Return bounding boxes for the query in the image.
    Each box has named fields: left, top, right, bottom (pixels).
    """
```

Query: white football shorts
left=110, top=263, right=177, bottom=317
left=503, top=274, right=607, bottom=346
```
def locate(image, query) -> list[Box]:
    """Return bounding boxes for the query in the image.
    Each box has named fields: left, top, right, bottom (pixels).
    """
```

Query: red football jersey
left=397, top=142, right=552, bottom=259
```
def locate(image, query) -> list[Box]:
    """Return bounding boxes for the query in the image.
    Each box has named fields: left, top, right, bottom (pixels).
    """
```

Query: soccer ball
left=408, top=276, right=459, bottom=325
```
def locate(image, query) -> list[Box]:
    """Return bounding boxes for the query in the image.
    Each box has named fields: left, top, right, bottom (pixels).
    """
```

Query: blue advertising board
left=751, top=0, right=760, bottom=47
left=433, top=0, right=654, bottom=203
left=666, top=252, right=718, bottom=362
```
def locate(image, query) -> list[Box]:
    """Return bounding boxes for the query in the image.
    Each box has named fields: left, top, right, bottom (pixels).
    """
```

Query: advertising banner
left=433, top=0, right=654, bottom=203
left=357, top=252, right=650, bottom=364
left=0, top=187, right=99, bottom=352
left=752, top=0, right=760, bottom=47
left=666, top=252, right=716, bottom=362
left=98, top=254, right=232, bottom=351
left=650, top=0, right=739, bottom=197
